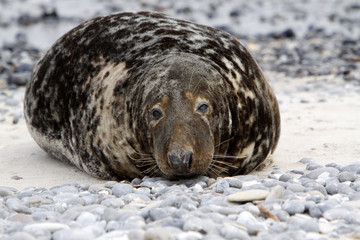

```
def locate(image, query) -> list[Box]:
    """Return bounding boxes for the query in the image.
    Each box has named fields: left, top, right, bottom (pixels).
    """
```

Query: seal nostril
left=168, top=150, right=193, bottom=173
left=184, top=151, right=192, bottom=170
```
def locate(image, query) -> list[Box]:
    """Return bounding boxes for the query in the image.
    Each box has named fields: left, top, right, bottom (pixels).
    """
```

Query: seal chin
left=169, top=173, right=199, bottom=180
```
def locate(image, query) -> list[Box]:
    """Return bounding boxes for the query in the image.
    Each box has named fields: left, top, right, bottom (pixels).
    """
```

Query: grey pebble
left=8, top=232, right=36, bottom=240
left=159, top=195, right=198, bottom=210
left=7, top=213, right=33, bottom=224
left=290, top=170, right=304, bottom=175
left=24, top=222, right=70, bottom=236
left=220, top=223, right=250, bottom=240
left=338, top=171, right=356, bottom=182
left=309, top=205, right=323, bottom=218
left=128, top=229, right=145, bottom=240
left=323, top=208, right=350, bottom=221
left=50, top=185, right=79, bottom=194
left=215, top=180, right=230, bottom=193
left=272, top=209, right=290, bottom=221
left=176, top=231, right=203, bottom=240
left=183, top=216, right=218, bottom=234
left=76, top=211, right=98, bottom=226
left=340, top=164, right=360, bottom=172
left=279, top=173, right=293, bottom=182
left=53, top=228, right=96, bottom=240
left=287, top=183, right=305, bottom=192
left=101, top=197, right=125, bottom=208
left=282, top=200, right=305, bottom=215
left=6, top=198, right=32, bottom=214
left=112, top=183, right=134, bottom=197
left=0, top=187, right=16, bottom=197
left=306, top=163, right=323, bottom=170
left=304, top=167, right=339, bottom=180
left=287, top=214, right=319, bottom=232
left=149, top=207, right=175, bottom=221
left=224, top=177, right=243, bottom=188
left=53, top=193, right=84, bottom=206
left=144, top=227, right=175, bottom=240
left=298, top=158, right=314, bottom=164
left=266, top=185, right=285, bottom=200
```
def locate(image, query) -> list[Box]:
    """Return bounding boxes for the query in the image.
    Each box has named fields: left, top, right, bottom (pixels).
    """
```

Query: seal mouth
left=168, top=172, right=200, bottom=180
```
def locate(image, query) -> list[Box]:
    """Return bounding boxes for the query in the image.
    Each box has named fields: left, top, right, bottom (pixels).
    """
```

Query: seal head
left=137, top=55, right=225, bottom=178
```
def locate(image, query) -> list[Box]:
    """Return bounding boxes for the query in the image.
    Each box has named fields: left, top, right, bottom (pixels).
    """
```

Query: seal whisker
left=211, top=159, right=238, bottom=169
left=213, top=155, right=248, bottom=160
left=214, top=137, right=234, bottom=148
left=127, top=155, right=155, bottom=162
left=206, top=163, right=228, bottom=177
left=128, top=145, right=153, bottom=156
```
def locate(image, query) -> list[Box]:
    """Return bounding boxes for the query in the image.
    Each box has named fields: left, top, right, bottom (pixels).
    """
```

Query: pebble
left=282, top=200, right=305, bottom=215
left=323, top=208, right=351, bottom=221
left=266, top=185, right=285, bottom=200
left=338, top=171, right=356, bottom=182
left=112, top=183, right=134, bottom=197
left=306, top=163, right=323, bottom=170
left=220, top=223, right=250, bottom=240
left=227, top=189, right=270, bottom=203
left=144, top=227, right=175, bottom=240
left=304, top=167, right=340, bottom=180
left=279, top=173, right=293, bottom=182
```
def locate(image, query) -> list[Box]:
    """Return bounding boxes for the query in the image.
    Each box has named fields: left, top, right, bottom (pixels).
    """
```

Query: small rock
left=227, top=189, right=270, bottom=203
left=128, top=229, right=145, bottom=240
left=286, top=183, right=305, bottom=192
left=0, top=187, right=16, bottom=197
left=304, top=167, right=339, bottom=180
left=290, top=170, right=304, bottom=175
left=224, top=177, right=243, bottom=188
left=176, top=231, right=203, bottom=240
left=279, top=173, right=293, bottom=182
left=323, top=208, right=350, bottom=221
left=282, top=200, right=305, bottom=215
left=215, top=180, right=229, bottom=193
left=76, top=211, right=97, bottom=227
left=298, top=158, right=314, bottom=164
left=341, top=164, right=360, bottom=172
left=145, top=227, right=175, bottom=240
left=309, top=205, right=323, bottom=218
left=101, top=198, right=125, bottom=208
left=338, top=171, right=356, bottom=182
left=266, top=185, right=285, bottom=200
left=220, top=223, right=250, bottom=240
left=24, top=222, right=70, bottom=234
left=287, top=214, right=319, bottom=232
left=318, top=218, right=335, bottom=234
left=7, top=213, right=34, bottom=224
left=9, top=232, right=36, bottom=240
left=6, top=198, right=32, bottom=214
left=112, top=183, right=134, bottom=197
left=306, top=163, right=322, bottom=170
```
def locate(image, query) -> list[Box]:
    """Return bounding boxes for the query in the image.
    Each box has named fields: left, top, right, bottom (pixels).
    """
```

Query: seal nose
left=168, top=150, right=192, bottom=174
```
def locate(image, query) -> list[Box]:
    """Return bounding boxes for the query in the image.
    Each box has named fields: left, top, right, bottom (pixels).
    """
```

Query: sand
left=1, top=73, right=359, bottom=190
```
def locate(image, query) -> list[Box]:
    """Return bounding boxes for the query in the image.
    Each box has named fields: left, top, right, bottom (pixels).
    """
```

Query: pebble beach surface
left=1, top=0, right=360, bottom=239
left=2, top=161, right=360, bottom=240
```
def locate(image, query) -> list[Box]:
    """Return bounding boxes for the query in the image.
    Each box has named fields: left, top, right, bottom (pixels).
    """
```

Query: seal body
left=24, top=11, right=280, bottom=180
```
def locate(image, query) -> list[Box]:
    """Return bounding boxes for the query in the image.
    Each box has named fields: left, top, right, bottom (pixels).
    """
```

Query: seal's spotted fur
left=24, top=11, right=280, bottom=180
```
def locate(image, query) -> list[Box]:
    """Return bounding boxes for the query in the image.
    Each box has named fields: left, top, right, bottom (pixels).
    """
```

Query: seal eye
left=196, top=102, right=210, bottom=115
left=151, top=108, right=163, bottom=120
